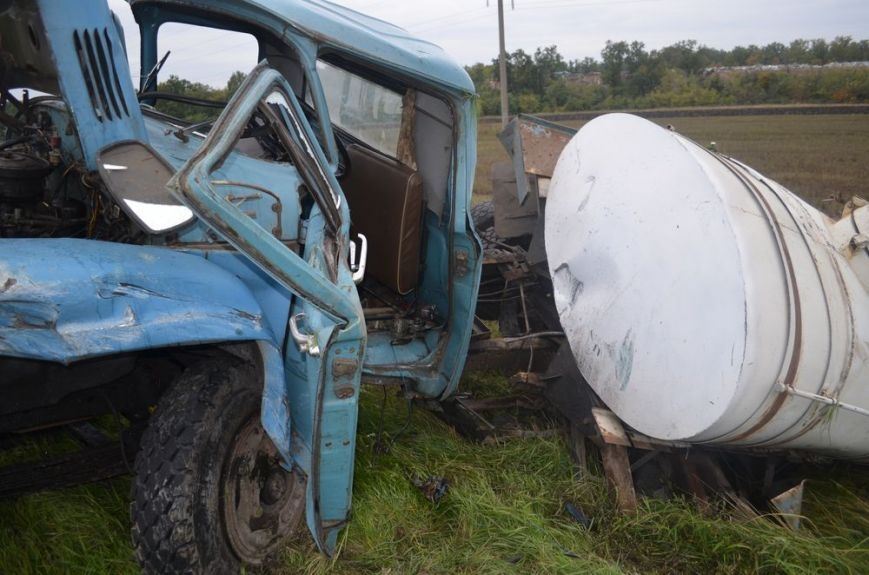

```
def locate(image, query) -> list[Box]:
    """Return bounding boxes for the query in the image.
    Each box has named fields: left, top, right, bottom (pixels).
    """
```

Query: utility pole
left=497, top=0, right=509, bottom=127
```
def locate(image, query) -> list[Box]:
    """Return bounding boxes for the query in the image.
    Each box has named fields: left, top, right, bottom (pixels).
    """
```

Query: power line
left=350, top=0, right=394, bottom=11
left=516, top=0, right=663, bottom=9
left=413, top=11, right=492, bottom=34
left=410, top=0, right=664, bottom=35
left=404, top=7, right=489, bottom=31
left=168, top=39, right=258, bottom=64
left=159, top=30, right=239, bottom=52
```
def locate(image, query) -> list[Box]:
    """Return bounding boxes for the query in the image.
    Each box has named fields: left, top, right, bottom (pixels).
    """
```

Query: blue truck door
left=168, top=63, right=366, bottom=554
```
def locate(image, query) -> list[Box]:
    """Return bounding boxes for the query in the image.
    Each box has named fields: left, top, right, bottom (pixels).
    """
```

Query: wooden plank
left=592, top=407, right=631, bottom=447
left=626, top=431, right=688, bottom=451
left=600, top=443, right=638, bottom=512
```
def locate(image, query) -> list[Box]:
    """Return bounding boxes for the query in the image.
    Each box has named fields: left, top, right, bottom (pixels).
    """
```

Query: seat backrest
left=341, top=144, right=423, bottom=295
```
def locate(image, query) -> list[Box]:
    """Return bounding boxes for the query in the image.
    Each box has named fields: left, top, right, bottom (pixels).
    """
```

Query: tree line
left=152, top=71, right=247, bottom=123
left=152, top=36, right=868, bottom=120
left=465, top=37, right=869, bottom=115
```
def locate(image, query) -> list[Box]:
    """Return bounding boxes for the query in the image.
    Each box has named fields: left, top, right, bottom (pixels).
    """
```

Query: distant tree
left=506, top=49, right=536, bottom=94
left=788, top=39, right=811, bottom=64
left=601, top=40, right=630, bottom=88
left=572, top=56, right=599, bottom=74
left=226, top=71, right=247, bottom=97
left=532, top=45, right=567, bottom=94
left=744, top=45, right=763, bottom=66
left=829, top=36, right=864, bottom=62
left=727, top=45, right=751, bottom=66
left=659, top=40, right=704, bottom=74
left=810, top=39, right=829, bottom=64
left=763, top=42, right=788, bottom=64
left=155, top=72, right=250, bottom=122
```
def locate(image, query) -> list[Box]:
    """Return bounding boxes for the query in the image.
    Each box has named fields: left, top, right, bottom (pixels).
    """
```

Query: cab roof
left=128, top=0, right=475, bottom=95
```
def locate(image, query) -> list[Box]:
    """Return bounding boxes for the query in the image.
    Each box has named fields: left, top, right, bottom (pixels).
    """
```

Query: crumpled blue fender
left=0, top=238, right=277, bottom=363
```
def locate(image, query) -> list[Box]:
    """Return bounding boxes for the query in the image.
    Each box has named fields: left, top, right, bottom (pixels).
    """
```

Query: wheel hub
left=262, top=470, right=288, bottom=504
left=222, top=417, right=305, bottom=564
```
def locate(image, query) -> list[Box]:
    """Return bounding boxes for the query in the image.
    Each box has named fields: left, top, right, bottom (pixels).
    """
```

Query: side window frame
left=311, top=57, right=407, bottom=160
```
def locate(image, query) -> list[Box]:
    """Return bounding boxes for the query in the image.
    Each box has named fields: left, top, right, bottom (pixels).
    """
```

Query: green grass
left=2, top=378, right=867, bottom=574
left=475, top=114, right=869, bottom=217
left=0, top=480, right=137, bottom=575
left=2, top=113, right=869, bottom=573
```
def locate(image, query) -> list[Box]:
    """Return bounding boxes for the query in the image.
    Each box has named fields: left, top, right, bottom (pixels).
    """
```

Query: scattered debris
left=412, top=475, right=449, bottom=504
left=563, top=502, right=592, bottom=529
left=771, top=480, right=807, bottom=531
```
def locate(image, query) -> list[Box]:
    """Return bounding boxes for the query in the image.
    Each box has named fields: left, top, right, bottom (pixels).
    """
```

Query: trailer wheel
left=131, top=360, right=305, bottom=574
left=471, top=200, right=495, bottom=232
left=472, top=200, right=511, bottom=255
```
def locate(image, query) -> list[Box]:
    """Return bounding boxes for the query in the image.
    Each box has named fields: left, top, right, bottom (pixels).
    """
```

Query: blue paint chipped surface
left=0, top=239, right=276, bottom=364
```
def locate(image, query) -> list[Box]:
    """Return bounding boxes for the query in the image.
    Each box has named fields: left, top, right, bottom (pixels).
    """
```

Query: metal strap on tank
left=755, top=178, right=861, bottom=444
left=715, top=160, right=867, bottom=442
left=710, top=155, right=802, bottom=443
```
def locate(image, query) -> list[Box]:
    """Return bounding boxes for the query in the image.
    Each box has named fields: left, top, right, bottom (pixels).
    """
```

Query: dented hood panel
left=0, top=239, right=273, bottom=364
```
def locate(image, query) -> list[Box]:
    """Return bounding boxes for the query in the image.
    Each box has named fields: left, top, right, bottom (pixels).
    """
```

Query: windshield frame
left=134, top=5, right=340, bottom=167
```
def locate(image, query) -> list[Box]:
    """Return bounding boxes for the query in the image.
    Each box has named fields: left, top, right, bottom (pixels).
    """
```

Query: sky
left=107, top=0, right=869, bottom=88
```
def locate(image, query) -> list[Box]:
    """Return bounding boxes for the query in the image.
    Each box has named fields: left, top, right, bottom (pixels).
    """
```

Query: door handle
left=289, top=313, right=320, bottom=357
left=351, top=233, right=368, bottom=285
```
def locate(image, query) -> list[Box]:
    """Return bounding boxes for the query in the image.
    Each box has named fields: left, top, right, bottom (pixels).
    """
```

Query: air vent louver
left=73, top=28, right=129, bottom=122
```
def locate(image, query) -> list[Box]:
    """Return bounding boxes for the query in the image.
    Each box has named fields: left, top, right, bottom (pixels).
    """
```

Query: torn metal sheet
left=498, top=115, right=576, bottom=204
left=771, top=480, right=806, bottom=530
left=491, top=161, right=539, bottom=239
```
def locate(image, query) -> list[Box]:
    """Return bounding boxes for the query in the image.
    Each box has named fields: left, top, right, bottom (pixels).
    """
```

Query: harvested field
left=475, top=114, right=869, bottom=218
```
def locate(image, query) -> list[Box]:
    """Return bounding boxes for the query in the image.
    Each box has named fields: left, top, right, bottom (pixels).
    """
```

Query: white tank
left=545, top=113, right=869, bottom=459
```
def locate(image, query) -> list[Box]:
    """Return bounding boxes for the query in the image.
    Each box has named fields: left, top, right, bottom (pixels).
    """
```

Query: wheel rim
left=222, top=416, right=305, bottom=564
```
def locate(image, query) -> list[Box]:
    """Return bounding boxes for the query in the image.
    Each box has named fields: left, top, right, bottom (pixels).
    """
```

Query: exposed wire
left=501, top=331, right=565, bottom=342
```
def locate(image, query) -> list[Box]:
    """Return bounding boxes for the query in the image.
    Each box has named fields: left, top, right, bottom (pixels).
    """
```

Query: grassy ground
left=474, top=114, right=869, bottom=217
left=2, top=381, right=867, bottom=575
left=2, top=113, right=869, bottom=574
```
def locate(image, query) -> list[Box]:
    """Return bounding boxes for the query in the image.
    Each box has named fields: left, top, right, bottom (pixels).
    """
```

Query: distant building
left=703, top=61, right=869, bottom=78
left=554, top=71, right=603, bottom=86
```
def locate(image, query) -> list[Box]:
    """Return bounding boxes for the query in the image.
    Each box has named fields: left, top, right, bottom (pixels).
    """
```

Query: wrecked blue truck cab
left=0, top=0, right=480, bottom=571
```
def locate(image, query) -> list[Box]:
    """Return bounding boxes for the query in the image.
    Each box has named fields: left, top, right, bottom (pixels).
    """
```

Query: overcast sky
left=108, top=0, right=868, bottom=88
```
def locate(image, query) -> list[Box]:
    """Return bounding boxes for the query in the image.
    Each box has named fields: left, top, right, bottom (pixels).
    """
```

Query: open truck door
left=168, top=63, right=366, bottom=554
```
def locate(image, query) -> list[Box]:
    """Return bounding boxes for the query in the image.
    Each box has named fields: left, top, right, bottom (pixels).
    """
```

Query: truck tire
left=131, top=360, right=305, bottom=574
left=471, top=200, right=494, bottom=231
left=472, top=200, right=505, bottom=253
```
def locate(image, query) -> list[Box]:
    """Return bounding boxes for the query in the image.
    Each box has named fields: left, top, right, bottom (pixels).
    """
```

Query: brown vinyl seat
left=341, top=143, right=424, bottom=295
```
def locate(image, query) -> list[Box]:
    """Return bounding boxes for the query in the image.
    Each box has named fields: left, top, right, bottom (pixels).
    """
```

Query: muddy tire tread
left=131, top=360, right=249, bottom=575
